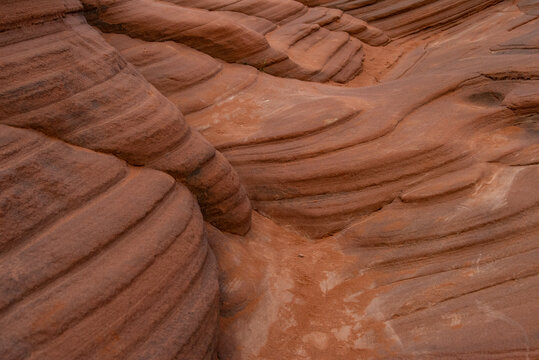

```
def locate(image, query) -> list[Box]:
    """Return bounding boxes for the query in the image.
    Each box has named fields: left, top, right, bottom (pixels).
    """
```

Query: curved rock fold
left=1, top=0, right=538, bottom=359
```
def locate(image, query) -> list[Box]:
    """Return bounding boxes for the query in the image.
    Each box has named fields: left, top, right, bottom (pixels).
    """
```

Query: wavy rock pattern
left=0, top=2, right=247, bottom=359
left=83, top=0, right=389, bottom=82
left=166, top=0, right=389, bottom=45
left=296, top=0, right=505, bottom=38
left=1, top=0, right=538, bottom=359
left=104, top=2, right=539, bottom=239
left=0, top=7, right=251, bottom=235
left=211, top=201, right=539, bottom=359
left=0, top=125, right=218, bottom=360
left=97, top=1, right=539, bottom=358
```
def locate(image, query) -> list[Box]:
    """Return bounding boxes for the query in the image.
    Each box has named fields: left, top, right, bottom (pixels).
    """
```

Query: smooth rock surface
left=0, top=5, right=252, bottom=235
left=1, top=0, right=538, bottom=359
left=83, top=0, right=392, bottom=82
left=0, top=125, right=219, bottom=360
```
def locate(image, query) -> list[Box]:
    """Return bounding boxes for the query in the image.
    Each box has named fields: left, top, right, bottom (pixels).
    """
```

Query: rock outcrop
left=82, top=0, right=390, bottom=82
left=102, top=1, right=539, bottom=239
left=296, top=0, right=505, bottom=38
left=0, top=3, right=252, bottom=235
left=0, top=1, right=245, bottom=359
left=202, top=3, right=539, bottom=358
left=1, top=0, right=538, bottom=359
left=0, top=125, right=219, bottom=360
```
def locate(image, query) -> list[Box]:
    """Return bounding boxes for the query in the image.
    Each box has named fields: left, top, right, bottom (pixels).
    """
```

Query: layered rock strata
left=0, top=4, right=252, bottom=234
left=0, top=125, right=219, bottom=360
left=82, top=0, right=389, bottom=82
left=1, top=0, right=538, bottom=359
left=296, top=0, right=506, bottom=38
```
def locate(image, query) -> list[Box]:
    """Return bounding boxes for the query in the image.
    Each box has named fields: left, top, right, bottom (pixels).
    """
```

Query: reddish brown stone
left=1, top=0, right=538, bottom=359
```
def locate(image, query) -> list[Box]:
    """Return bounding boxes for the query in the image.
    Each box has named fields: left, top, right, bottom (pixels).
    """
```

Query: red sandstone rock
left=296, top=0, right=506, bottom=38
left=82, top=0, right=391, bottom=82
left=1, top=0, right=538, bottom=359
left=0, top=4, right=252, bottom=235
left=0, top=125, right=219, bottom=360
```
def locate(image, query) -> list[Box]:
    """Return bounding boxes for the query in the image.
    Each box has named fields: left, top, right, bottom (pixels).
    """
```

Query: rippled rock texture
left=1, top=0, right=538, bottom=359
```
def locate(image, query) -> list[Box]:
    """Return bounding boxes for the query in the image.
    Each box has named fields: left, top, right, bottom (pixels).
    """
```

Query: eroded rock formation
left=0, top=3, right=252, bottom=234
left=82, top=0, right=391, bottom=82
left=0, top=125, right=219, bottom=360
left=296, top=0, right=506, bottom=38
left=1, top=0, right=538, bottom=359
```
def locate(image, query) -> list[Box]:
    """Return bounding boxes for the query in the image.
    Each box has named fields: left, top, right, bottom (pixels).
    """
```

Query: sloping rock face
left=0, top=1, right=244, bottom=359
left=1, top=0, right=539, bottom=360
left=295, top=0, right=506, bottom=38
left=82, top=0, right=390, bottom=82
left=0, top=2, right=252, bottom=235
left=0, top=125, right=219, bottom=360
